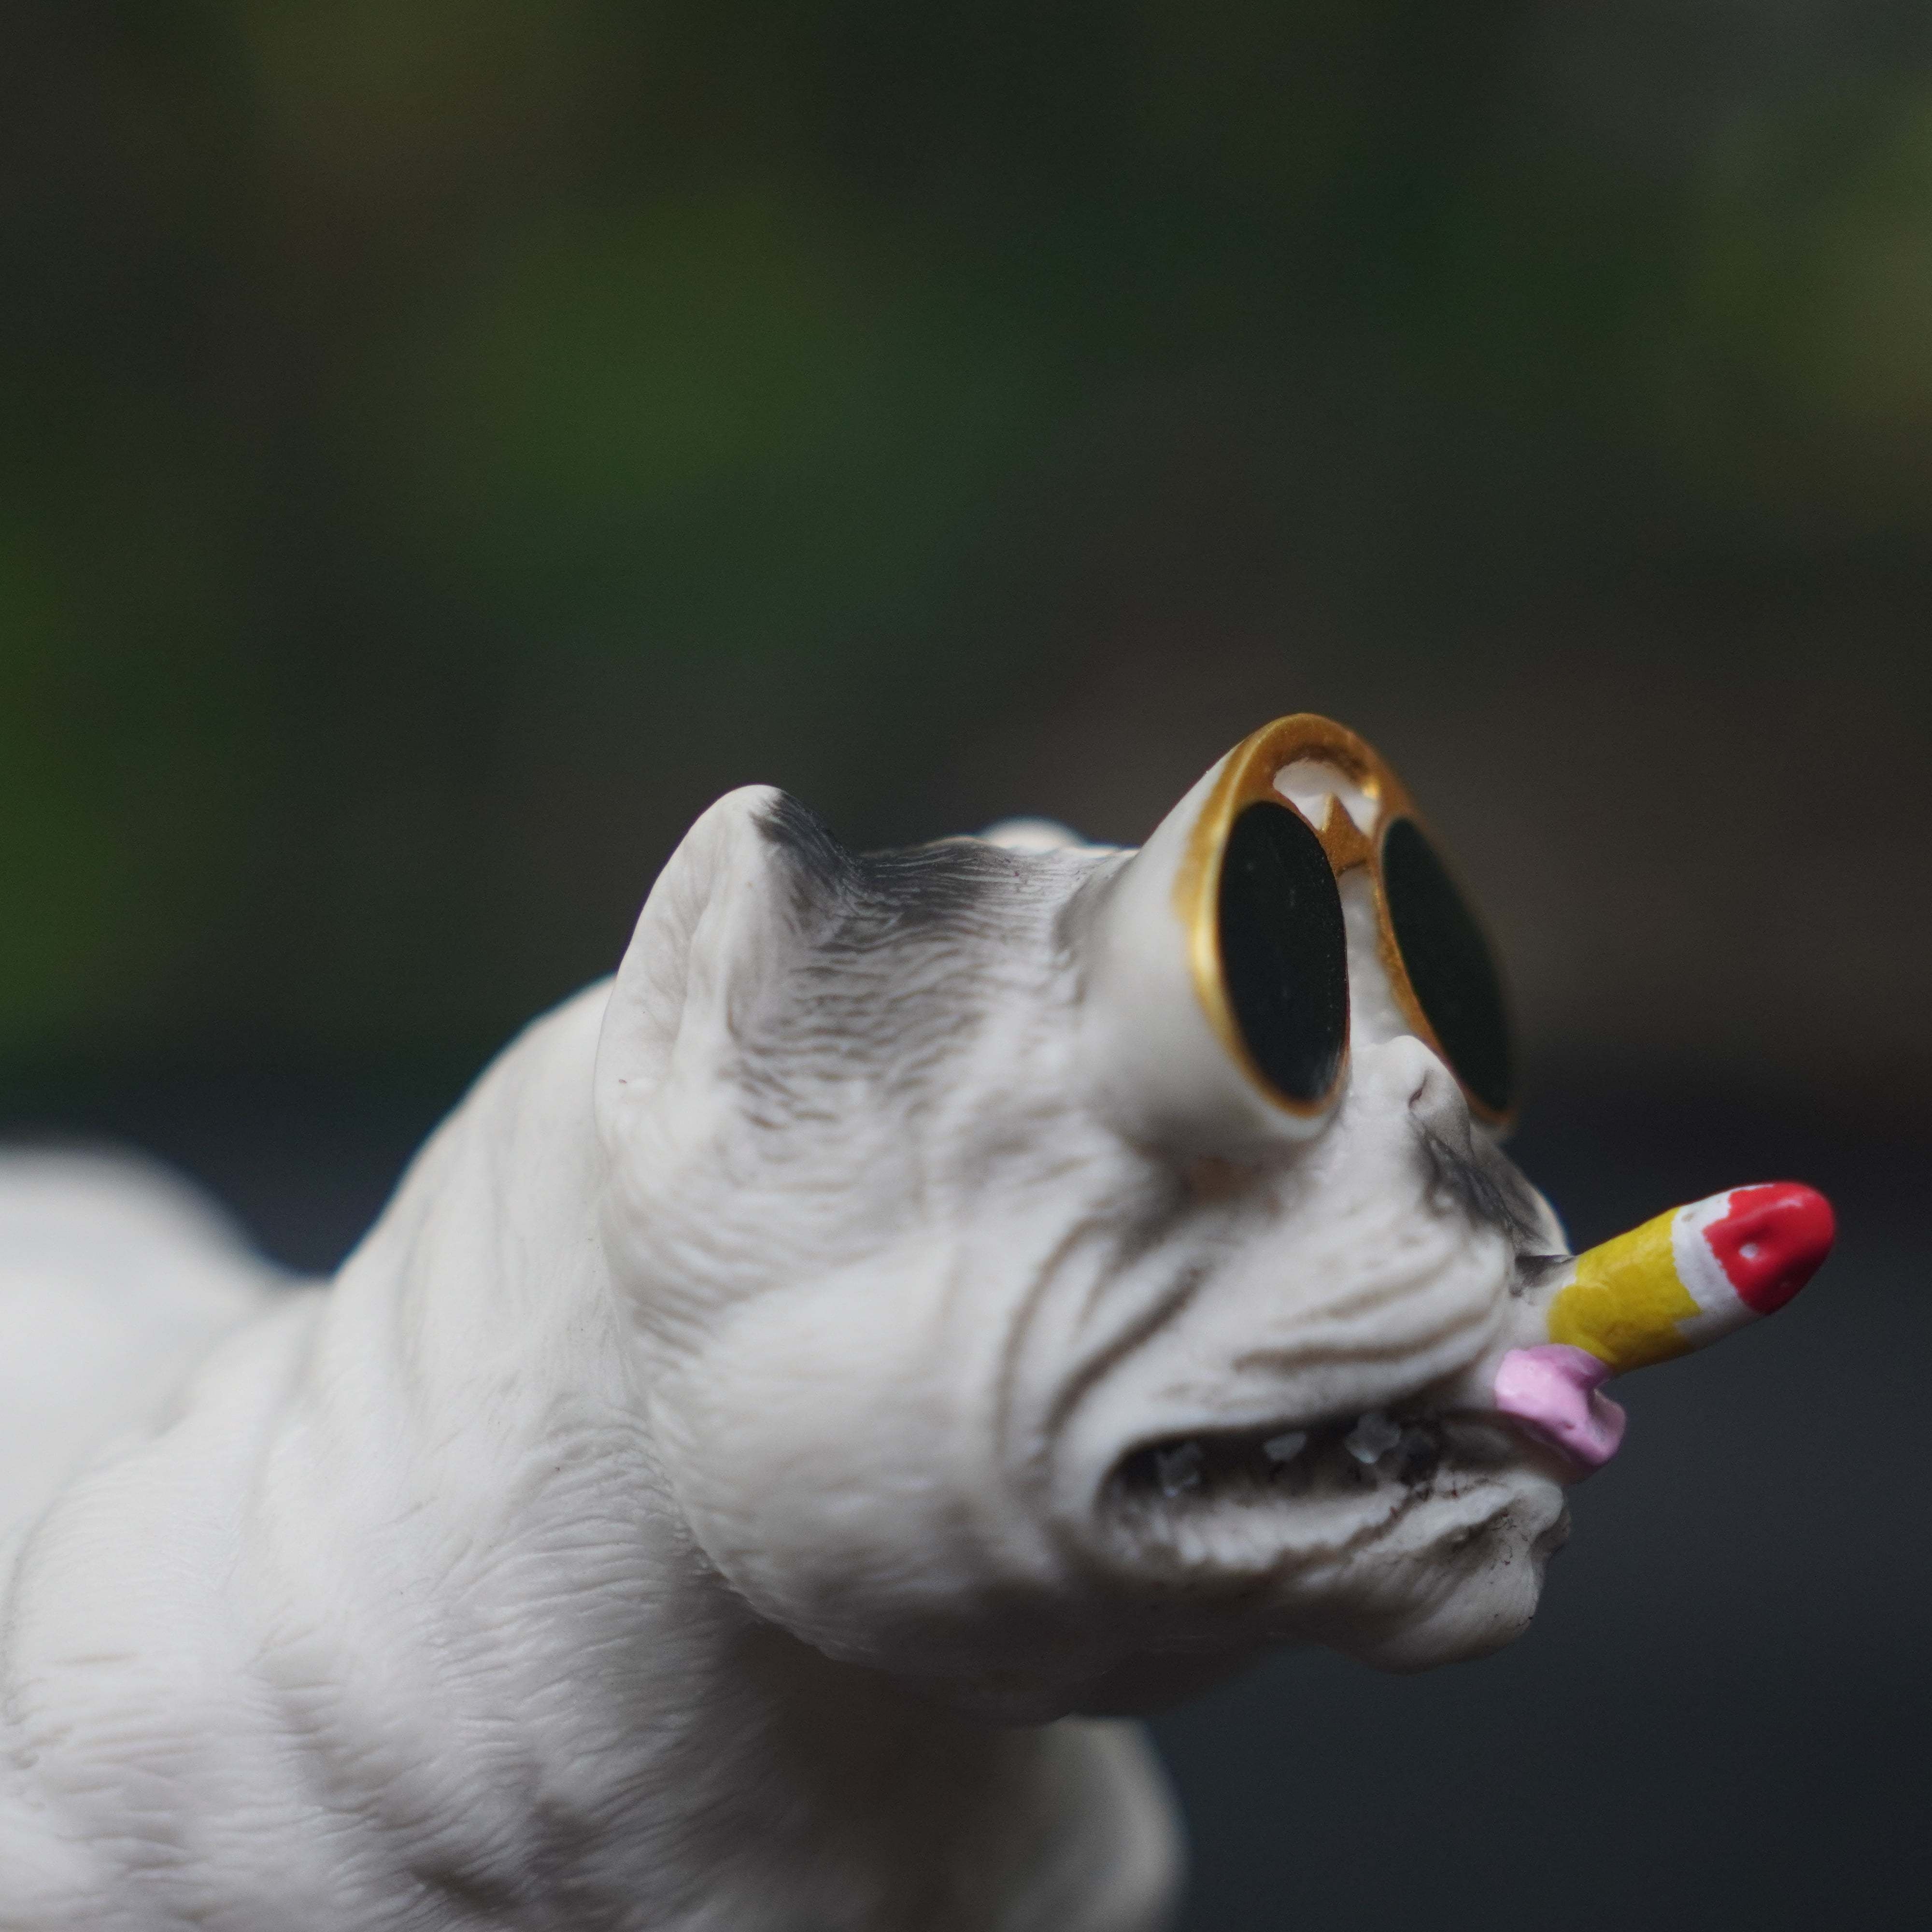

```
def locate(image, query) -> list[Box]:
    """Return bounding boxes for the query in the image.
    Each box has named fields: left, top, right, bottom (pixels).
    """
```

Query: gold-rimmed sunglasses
left=1175, top=714, right=1515, bottom=1128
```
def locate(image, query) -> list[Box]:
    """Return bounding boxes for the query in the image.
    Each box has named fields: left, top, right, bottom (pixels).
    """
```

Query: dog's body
left=0, top=987, right=1174, bottom=1930
left=0, top=776, right=1577, bottom=1930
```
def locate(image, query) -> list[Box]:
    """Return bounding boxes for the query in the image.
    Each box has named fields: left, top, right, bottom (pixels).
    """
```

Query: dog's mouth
left=1119, top=1410, right=1440, bottom=1499
left=1098, top=1402, right=1538, bottom=1570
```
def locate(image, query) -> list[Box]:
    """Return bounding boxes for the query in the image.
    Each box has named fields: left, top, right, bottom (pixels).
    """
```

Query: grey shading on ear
left=601, top=782, right=1081, bottom=1146
left=755, top=794, right=1023, bottom=947
left=742, top=792, right=1105, bottom=1106
left=754, top=790, right=855, bottom=903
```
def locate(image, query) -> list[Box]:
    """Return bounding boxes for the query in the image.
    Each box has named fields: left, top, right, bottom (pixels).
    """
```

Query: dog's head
left=593, top=739, right=1580, bottom=1720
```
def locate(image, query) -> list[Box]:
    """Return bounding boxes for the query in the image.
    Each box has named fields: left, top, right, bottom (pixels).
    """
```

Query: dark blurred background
left=2, top=4, right=1927, bottom=1927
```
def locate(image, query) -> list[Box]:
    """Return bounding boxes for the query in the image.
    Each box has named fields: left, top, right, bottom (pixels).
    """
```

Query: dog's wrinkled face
left=595, top=780, right=1572, bottom=1721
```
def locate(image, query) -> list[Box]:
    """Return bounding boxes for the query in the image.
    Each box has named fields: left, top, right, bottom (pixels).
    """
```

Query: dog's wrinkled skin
left=0, top=779, right=1577, bottom=1932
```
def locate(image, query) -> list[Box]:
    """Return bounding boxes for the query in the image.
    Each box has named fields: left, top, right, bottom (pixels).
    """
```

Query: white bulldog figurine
left=0, top=716, right=1833, bottom=1930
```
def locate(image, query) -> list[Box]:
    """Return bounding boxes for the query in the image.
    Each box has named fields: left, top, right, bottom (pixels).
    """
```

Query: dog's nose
left=1491, top=1183, right=1834, bottom=1475
left=1397, top=1040, right=1463, bottom=1123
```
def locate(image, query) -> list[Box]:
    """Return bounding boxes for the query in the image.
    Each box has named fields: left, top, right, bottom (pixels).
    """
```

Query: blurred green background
left=6, top=11, right=1932, bottom=1931
left=6, top=0, right=1930, bottom=1119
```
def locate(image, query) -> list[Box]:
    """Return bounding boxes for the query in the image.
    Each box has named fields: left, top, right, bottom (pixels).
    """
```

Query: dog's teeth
left=1344, top=1410, right=1402, bottom=1463
left=1156, top=1442, right=1206, bottom=1497
left=1262, top=1430, right=1308, bottom=1465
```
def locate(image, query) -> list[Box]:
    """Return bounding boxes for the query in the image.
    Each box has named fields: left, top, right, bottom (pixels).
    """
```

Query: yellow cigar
left=1546, top=1182, right=1834, bottom=1376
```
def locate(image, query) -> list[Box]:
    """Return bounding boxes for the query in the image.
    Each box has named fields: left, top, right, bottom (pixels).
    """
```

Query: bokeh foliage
left=4, top=1, right=1931, bottom=1085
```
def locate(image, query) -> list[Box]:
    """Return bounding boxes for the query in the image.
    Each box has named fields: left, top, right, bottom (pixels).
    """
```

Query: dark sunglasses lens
left=1218, top=801, right=1349, bottom=1106
left=1379, top=816, right=1513, bottom=1117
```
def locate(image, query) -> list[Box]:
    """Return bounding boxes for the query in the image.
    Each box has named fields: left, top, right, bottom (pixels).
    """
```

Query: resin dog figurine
left=0, top=716, right=1832, bottom=1930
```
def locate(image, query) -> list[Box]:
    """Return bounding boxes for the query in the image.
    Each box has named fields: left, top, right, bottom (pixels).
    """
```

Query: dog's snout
left=1350, top=1033, right=1466, bottom=1130
left=1404, top=1050, right=1463, bottom=1126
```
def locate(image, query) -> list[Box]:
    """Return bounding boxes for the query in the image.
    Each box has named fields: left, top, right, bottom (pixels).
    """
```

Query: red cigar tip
left=1705, top=1182, right=1835, bottom=1316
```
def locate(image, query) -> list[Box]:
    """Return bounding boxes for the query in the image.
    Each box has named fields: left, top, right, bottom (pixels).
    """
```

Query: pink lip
left=1492, top=1344, right=1627, bottom=1477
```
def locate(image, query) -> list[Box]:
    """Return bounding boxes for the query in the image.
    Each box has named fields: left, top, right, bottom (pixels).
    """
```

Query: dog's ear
left=595, top=785, right=845, bottom=1131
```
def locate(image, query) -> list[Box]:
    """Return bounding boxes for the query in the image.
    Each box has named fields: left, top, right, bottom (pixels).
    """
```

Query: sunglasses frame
left=1173, top=713, right=1515, bottom=1131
